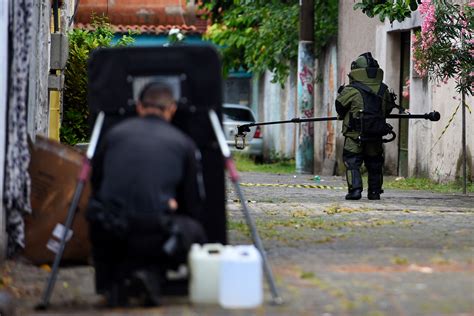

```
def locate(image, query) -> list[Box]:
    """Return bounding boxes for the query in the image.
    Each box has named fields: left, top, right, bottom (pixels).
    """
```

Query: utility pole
left=296, top=0, right=314, bottom=174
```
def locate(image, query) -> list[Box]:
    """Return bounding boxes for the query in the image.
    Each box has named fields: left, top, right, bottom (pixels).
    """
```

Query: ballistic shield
left=87, top=45, right=226, bottom=244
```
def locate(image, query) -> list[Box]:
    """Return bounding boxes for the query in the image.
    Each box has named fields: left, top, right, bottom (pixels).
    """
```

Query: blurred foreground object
left=24, top=136, right=91, bottom=264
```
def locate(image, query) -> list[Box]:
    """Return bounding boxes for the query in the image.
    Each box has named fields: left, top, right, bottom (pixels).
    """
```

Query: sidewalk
left=3, top=172, right=474, bottom=315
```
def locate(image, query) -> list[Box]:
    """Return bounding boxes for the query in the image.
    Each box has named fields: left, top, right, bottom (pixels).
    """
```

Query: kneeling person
left=87, top=82, right=206, bottom=306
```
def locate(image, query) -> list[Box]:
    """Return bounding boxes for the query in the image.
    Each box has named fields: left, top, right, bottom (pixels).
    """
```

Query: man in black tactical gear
left=87, top=82, right=206, bottom=307
left=335, top=52, right=396, bottom=200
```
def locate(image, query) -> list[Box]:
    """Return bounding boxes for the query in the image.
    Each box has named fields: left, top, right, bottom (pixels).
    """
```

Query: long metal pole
left=296, top=0, right=314, bottom=174
left=462, top=90, right=466, bottom=194
left=237, top=112, right=441, bottom=134
left=461, top=30, right=467, bottom=195
left=0, top=0, right=9, bottom=261
left=209, top=110, right=283, bottom=305
left=37, top=112, right=104, bottom=310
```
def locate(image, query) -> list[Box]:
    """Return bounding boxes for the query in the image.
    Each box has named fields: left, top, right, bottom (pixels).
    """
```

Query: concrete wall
left=259, top=66, right=297, bottom=160
left=27, top=0, right=51, bottom=138
left=314, top=41, right=338, bottom=175
left=375, top=27, right=401, bottom=175
left=337, top=1, right=381, bottom=85
left=425, top=82, right=473, bottom=182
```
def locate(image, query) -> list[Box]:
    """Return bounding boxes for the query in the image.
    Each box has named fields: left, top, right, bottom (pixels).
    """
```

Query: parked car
left=222, top=104, right=263, bottom=159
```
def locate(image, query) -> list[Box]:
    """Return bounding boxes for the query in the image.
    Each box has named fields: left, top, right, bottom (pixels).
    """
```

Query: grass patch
left=227, top=216, right=401, bottom=242
left=391, top=255, right=409, bottom=265
left=324, top=204, right=369, bottom=215
left=300, top=271, right=315, bottom=279
left=375, top=176, right=474, bottom=193
left=290, top=209, right=310, bottom=218
left=233, top=153, right=295, bottom=174
left=430, top=255, right=451, bottom=265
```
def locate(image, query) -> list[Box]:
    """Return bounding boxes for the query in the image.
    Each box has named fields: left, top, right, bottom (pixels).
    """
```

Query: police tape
left=239, top=183, right=346, bottom=190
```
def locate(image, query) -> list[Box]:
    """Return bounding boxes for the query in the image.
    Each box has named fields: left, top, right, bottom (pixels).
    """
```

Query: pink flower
left=418, top=0, right=437, bottom=51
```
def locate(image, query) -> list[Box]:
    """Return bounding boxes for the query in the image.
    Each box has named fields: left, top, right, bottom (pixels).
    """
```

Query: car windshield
left=223, top=107, right=255, bottom=122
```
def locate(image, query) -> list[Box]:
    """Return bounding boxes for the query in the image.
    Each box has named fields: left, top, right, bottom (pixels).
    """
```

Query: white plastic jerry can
left=219, top=245, right=263, bottom=309
left=188, top=243, right=224, bottom=304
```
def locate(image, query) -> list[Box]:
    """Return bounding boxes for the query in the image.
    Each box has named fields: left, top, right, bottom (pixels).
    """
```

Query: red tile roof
left=74, top=0, right=209, bottom=32
left=75, top=22, right=206, bottom=35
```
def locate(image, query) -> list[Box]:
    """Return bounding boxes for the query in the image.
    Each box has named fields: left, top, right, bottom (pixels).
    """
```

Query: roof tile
left=75, top=23, right=203, bottom=35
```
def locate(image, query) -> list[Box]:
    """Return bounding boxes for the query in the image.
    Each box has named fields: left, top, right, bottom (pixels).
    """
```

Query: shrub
left=61, top=14, right=135, bottom=145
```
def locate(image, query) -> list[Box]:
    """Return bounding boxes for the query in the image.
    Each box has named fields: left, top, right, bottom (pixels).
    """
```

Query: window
left=222, top=108, right=255, bottom=122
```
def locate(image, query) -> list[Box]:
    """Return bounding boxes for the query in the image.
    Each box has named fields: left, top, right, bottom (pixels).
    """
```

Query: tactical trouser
left=343, top=138, right=384, bottom=195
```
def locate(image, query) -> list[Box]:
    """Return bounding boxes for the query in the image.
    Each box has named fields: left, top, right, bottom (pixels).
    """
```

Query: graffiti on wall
left=302, top=108, right=314, bottom=137
left=299, top=65, right=314, bottom=96
left=296, top=41, right=314, bottom=173
left=299, top=63, right=315, bottom=138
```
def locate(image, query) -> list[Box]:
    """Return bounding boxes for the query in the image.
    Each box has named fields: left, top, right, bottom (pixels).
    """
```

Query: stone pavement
left=3, top=172, right=474, bottom=315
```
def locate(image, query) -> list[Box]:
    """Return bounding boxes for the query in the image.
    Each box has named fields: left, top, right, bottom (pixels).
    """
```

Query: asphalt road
left=4, top=172, right=474, bottom=315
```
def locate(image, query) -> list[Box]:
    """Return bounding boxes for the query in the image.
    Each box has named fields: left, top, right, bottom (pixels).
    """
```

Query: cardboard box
left=23, top=136, right=91, bottom=264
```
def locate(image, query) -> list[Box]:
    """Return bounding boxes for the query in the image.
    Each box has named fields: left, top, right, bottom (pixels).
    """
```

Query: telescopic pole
left=237, top=111, right=441, bottom=134
left=208, top=110, right=283, bottom=305
left=36, top=112, right=105, bottom=310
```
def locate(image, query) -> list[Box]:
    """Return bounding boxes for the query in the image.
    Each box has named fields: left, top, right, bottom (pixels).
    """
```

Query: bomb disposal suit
left=335, top=52, right=397, bottom=200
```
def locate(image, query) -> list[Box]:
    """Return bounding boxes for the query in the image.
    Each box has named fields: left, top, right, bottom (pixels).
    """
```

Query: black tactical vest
left=349, top=82, right=393, bottom=142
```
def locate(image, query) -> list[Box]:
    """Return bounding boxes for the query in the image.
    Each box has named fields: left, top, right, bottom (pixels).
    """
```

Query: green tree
left=353, top=0, right=421, bottom=23
left=201, top=0, right=338, bottom=85
left=61, top=14, right=135, bottom=145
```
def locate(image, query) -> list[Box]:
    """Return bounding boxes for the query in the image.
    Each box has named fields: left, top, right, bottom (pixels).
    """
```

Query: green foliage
left=61, top=14, right=135, bottom=145
left=204, top=1, right=298, bottom=84
left=202, top=0, right=338, bottom=85
left=314, top=0, right=339, bottom=50
left=412, top=1, right=473, bottom=96
left=378, top=176, right=474, bottom=193
left=353, top=0, right=420, bottom=23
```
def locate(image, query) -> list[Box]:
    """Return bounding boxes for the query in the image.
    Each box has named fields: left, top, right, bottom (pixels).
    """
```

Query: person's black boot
left=345, top=189, right=362, bottom=200
left=368, top=191, right=381, bottom=200
left=345, top=167, right=363, bottom=200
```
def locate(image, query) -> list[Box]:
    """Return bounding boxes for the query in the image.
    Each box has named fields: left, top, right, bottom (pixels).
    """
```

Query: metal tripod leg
left=36, top=112, right=105, bottom=310
left=36, top=179, right=86, bottom=310
left=209, top=110, right=283, bottom=305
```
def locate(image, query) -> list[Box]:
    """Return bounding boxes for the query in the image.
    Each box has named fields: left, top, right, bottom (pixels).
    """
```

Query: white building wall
left=27, top=0, right=51, bottom=138
left=426, top=82, right=473, bottom=181
left=314, top=41, right=338, bottom=175
left=260, top=67, right=297, bottom=159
